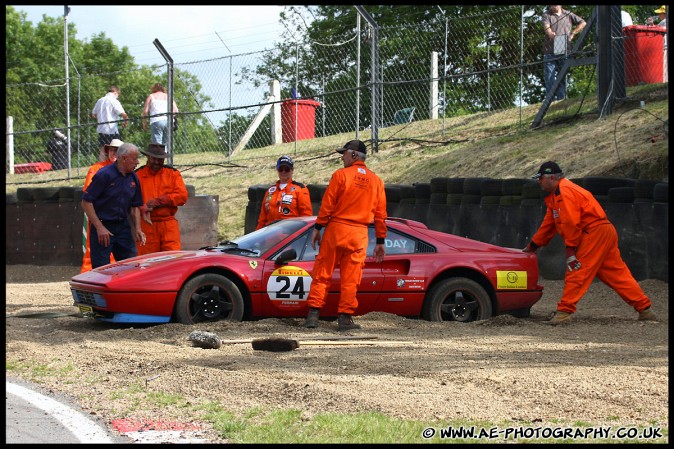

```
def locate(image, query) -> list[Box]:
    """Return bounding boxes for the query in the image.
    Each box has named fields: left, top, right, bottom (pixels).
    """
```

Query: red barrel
left=281, top=99, right=321, bottom=143
left=623, top=25, right=667, bottom=86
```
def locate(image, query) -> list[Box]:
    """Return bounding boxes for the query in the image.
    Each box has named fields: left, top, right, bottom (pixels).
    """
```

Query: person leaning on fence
left=92, top=85, right=128, bottom=162
left=542, top=5, right=586, bottom=102
left=142, top=83, right=179, bottom=146
left=522, top=161, right=657, bottom=325
left=81, top=142, right=146, bottom=269
left=80, top=138, right=123, bottom=272
left=256, top=155, right=313, bottom=230
left=134, top=143, right=188, bottom=255
left=46, top=129, right=68, bottom=170
left=304, top=140, right=387, bottom=331
left=620, top=10, right=632, bottom=27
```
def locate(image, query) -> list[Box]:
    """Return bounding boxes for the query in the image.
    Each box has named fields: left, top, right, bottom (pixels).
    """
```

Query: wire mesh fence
left=5, top=5, right=668, bottom=183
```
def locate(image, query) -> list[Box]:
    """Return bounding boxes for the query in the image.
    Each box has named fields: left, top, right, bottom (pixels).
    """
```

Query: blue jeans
left=150, top=120, right=169, bottom=145
left=544, top=54, right=566, bottom=101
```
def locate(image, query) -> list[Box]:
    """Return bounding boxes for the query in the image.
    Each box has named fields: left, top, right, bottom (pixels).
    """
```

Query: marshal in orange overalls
left=531, top=178, right=651, bottom=314
left=135, top=164, right=188, bottom=255
left=306, top=159, right=387, bottom=315
left=256, top=180, right=312, bottom=230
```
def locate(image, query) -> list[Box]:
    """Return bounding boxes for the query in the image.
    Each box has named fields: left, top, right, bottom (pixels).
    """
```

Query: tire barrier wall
left=244, top=178, right=668, bottom=282
left=6, top=186, right=219, bottom=266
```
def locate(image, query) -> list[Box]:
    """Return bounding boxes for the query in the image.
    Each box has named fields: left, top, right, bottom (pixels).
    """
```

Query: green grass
left=6, top=357, right=668, bottom=444
left=201, top=407, right=668, bottom=444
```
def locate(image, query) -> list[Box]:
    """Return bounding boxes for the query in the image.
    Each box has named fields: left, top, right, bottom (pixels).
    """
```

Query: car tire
left=422, top=278, right=492, bottom=322
left=174, top=273, right=245, bottom=324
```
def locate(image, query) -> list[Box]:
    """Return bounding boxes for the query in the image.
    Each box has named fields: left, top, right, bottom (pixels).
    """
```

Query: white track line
left=6, top=381, right=114, bottom=443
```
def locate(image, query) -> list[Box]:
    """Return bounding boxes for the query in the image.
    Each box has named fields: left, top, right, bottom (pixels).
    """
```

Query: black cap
left=336, top=139, right=367, bottom=155
left=532, top=161, right=562, bottom=179
left=276, top=155, right=294, bottom=169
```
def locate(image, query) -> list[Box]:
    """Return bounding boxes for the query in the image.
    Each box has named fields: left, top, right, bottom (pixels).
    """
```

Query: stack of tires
left=496, top=178, right=529, bottom=248
left=307, top=184, right=327, bottom=215
left=244, top=185, right=270, bottom=234
left=426, top=177, right=450, bottom=233
left=412, top=182, right=431, bottom=223
left=455, top=177, right=488, bottom=240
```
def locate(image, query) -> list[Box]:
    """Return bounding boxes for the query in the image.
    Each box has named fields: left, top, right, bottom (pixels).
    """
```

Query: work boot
left=337, top=313, right=361, bottom=331
left=548, top=311, right=572, bottom=325
left=638, top=308, right=657, bottom=321
left=304, top=308, right=320, bottom=328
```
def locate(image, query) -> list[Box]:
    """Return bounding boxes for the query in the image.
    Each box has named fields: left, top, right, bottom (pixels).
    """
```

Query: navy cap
left=532, top=161, right=562, bottom=179
left=336, top=139, right=367, bottom=155
left=276, top=155, right=294, bottom=169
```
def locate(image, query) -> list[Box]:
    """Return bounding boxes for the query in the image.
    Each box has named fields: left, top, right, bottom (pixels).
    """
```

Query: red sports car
left=70, top=216, right=543, bottom=325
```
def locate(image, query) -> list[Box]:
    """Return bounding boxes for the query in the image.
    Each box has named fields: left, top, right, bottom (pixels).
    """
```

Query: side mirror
left=275, top=249, right=297, bottom=266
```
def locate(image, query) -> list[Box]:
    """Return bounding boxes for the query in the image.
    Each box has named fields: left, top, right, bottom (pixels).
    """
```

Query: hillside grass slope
left=6, top=84, right=668, bottom=241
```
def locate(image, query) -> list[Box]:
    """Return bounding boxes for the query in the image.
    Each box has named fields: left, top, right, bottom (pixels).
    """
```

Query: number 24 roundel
left=266, top=266, right=313, bottom=301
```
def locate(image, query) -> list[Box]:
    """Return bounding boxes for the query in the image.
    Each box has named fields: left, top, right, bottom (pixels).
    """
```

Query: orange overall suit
left=80, top=160, right=115, bottom=272
left=306, top=160, right=387, bottom=315
left=256, top=180, right=312, bottom=229
left=531, top=178, right=651, bottom=314
left=135, top=165, right=188, bottom=255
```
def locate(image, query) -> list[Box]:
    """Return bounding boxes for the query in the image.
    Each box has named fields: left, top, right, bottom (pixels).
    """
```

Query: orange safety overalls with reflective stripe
left=306, top=160, right=387, bottom=314
left=256, top=180, right=312, bottom=229
left=532, top=178, right=651, bottom=314
left=80, top=160, right=116, bottom=272
left=135, top=165, right=188, bottom=255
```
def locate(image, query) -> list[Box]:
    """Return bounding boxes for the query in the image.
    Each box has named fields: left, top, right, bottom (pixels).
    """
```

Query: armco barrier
left=245, top=178, right=668, bottom=282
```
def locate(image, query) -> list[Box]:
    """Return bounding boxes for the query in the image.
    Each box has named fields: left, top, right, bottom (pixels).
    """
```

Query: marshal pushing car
left=70, top=216, right=544, bottom=325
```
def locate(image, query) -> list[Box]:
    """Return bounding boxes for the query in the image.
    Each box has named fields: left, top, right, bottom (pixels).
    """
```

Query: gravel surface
left=5, top=264, right=669, bottom=443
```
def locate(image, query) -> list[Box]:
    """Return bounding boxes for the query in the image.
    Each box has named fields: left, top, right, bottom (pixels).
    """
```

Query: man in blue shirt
left=81, top=142, right=146, bottom=268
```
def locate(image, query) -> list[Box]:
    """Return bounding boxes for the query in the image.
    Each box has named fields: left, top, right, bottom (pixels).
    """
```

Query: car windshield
left=231, top=218, right=308, bottom=256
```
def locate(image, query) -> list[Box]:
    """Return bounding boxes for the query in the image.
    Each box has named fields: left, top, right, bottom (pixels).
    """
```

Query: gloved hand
left=565, top=246, right=581, bottom=271
left=522, top=241, right=538, bottom=253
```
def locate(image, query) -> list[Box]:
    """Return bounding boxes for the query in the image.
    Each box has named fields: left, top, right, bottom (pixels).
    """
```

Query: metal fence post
left=153, top=39, right=174, bottom=164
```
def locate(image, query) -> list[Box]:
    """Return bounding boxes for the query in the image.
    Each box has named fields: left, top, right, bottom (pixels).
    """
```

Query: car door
left=261, top=227, right=384, bottom=317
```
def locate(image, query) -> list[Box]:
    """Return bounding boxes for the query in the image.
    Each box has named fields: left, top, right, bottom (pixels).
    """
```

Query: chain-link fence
left=6, top=5, right=668, bottom=183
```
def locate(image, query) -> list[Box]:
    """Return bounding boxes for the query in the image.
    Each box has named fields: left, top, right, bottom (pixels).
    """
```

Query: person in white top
left=621, top=10, right=632, bottom=27
left=92, top=85, right=128, bottom=161
left=142, top=83, right=179, bottom=145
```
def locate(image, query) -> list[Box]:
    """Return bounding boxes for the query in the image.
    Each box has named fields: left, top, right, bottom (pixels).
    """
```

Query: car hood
left=70, top=249, right=251, bottom=289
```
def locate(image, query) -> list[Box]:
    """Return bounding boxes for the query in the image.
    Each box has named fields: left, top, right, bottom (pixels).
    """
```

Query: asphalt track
left=5, top=378, right=121, bottom=444
left=6, top=378, right=211, bottom=443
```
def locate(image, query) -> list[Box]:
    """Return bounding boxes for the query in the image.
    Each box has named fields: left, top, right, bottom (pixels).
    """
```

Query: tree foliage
left=5, top=6, right=218, bottom=163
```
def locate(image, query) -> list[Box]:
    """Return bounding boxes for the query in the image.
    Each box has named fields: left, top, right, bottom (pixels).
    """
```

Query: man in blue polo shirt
left=81, top=142, right=146, bottom=269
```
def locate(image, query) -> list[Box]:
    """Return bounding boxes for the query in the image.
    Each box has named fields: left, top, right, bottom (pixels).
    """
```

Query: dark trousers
left=90, top=219, right=137, bottom=269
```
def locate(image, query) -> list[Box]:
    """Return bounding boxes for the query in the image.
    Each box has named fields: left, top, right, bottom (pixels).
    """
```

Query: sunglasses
left=277, top=166, right=292, bottom=173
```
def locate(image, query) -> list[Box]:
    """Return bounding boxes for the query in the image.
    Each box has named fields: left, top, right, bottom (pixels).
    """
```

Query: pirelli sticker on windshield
left=496, top=271, right=527, bottom=289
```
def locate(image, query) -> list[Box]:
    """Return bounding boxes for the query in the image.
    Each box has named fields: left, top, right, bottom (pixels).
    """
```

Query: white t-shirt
left=92, top=92, right=125, bottom=134
left=148, top=93, right=168, bottom=124
left=621, top=10, right=633, bottom=27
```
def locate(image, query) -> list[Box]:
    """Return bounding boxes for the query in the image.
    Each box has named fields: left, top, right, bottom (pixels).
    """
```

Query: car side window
left=274, top=228, right=323, bottom=262
left=279, top=226, right=418, bottom=260
left=301, top=231, right=320, bottom=261
left=366, top=226, right=417, bottom=256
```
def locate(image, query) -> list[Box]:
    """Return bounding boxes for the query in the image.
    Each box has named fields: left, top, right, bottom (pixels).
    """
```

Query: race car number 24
left=266, top=266, right=313, bottom=301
